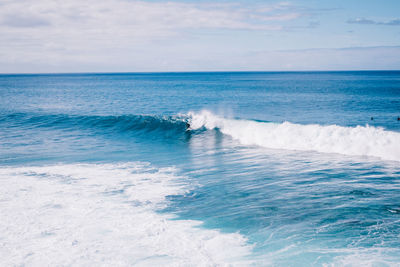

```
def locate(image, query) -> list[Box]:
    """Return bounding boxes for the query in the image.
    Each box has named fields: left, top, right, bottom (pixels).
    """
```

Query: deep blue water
left=1, top=71, right=400, bottom=266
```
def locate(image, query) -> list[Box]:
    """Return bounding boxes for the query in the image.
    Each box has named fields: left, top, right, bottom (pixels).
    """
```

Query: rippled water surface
left=1, top=72, right=400, bottom=266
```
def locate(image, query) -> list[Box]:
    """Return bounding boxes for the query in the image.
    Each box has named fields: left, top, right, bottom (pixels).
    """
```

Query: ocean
left=1, top=71, right=400, bottom=266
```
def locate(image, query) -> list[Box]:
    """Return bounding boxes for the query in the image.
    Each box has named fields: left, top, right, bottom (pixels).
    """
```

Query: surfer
left=185, top=122, right=191, bottom=130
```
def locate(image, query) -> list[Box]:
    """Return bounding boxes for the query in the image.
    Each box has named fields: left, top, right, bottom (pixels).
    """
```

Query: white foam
left=322, top=247, right=400, bottom=267
left=0, top=163, right=252, bottom=266
left=188, top=110, right=400, bottom=161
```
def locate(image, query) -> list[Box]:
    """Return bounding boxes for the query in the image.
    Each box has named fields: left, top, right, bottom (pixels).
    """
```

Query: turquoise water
left=1, top=72, right=400, bottom=266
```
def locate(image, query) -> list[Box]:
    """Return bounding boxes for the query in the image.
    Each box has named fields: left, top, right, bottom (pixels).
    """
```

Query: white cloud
left=244, top=46, right=400, bottom=71
left=0, top=0, right=300, bottom=35
left=347, top=17, right=400, bottom=26
left=4, top=1, right=395, bottom=72
left=0, top=0, right=309, bottom=72
left=1, top=13, right=51, bottom=28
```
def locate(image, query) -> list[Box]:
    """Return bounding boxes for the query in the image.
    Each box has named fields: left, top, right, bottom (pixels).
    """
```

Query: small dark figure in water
left=370, top=117, right=374, bottom=121
left=398, top=117, right=400, bottom=121
left=185, top=122, right=191, bottom=129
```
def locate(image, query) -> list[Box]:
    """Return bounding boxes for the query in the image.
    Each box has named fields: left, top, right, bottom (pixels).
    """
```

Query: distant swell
left=188, top=110, right=400, bottom=161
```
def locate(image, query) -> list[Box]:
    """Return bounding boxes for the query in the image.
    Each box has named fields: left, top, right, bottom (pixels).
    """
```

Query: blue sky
left=0, top=0, right=399, bottom=72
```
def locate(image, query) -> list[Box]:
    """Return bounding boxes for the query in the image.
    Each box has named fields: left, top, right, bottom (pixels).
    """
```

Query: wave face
left=0, top=163, right=251, bottom=266
left=1, top=112, right=188, bottom=135
left=188, top=110, right=400, bottom=161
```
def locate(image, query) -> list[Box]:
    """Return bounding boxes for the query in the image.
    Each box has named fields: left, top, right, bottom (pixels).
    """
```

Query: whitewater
left=0, top=163, right=252, bottom=266
left=189, top=110, right=400, bottom=162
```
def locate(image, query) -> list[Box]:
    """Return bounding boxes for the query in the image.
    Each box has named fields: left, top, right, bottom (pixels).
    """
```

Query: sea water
left=0, top=71, right=399, bottom=266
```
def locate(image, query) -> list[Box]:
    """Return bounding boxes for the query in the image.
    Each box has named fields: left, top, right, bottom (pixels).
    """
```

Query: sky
left=1, top=0, right=400, bottom=72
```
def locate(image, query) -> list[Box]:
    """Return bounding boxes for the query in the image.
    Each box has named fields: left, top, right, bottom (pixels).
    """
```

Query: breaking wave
left=3, top=111, right=400, bottom=161
left=188, top=110, right=400, bottom=161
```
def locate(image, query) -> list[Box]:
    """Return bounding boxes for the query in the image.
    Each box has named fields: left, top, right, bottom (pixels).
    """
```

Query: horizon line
left=1, top=70, right=400, bottom=75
